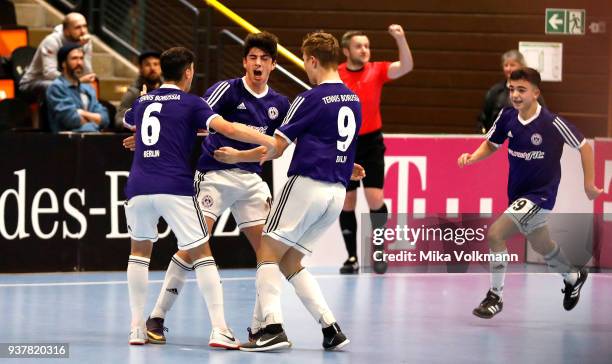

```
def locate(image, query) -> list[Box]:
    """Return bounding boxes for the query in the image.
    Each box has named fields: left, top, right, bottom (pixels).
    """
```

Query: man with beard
left=19, top=12, right=95, bottom=100
left=337, top=25, right=414, bottom=274
left=46, top=44, right=109, bottom=132
left=115, top=51, right=162, bottom=128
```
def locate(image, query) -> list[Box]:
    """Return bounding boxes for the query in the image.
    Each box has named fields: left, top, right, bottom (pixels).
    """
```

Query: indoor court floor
left=1, top=268, right=611, bottom=363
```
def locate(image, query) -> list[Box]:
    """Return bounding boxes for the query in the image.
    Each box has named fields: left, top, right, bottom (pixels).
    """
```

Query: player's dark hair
left=160, top=47, right=195, bottom=82
left=341, top=30, right=367, bottom=49
left=302, top=32, right=340, bottom=69
left=509, top=67, right=541, bottom=88
left=244, top=32, right=278, bottom=61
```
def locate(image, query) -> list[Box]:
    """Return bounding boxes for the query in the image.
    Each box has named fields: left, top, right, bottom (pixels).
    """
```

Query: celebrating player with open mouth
left=457, top=67, right=602, bottom=319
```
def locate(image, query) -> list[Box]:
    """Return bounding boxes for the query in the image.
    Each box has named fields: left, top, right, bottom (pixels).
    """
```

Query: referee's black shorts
left=347, top=129, right=386, bottom=191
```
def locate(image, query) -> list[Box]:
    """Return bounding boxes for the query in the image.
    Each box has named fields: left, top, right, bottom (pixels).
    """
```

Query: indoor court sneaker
left=322, top=322, right=350, bottom=351
left=247, top=327, right=264, bottom=343
left=129, top=326, right=148, bottom=345
left=209, top=327, right=240, bottom=349
left=239, top=324, right=291, bottom=352
left=562, top=268, right=588, bottom=311
left=472, top=290, right=503, bottom=319
left=146, top=316, right=167, bottom=344
left=340, top=256, right=359, bottom=274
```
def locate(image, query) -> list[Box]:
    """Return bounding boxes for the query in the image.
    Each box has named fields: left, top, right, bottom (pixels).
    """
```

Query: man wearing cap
left=46, top=44, right=109, bottom=132
left=115, top=50, right=162, bottom=128
left=19, top=12, right=95, bottom=100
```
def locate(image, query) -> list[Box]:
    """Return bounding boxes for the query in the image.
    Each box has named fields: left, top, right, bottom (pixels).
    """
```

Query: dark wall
left=205, top=0, right=612, bottom=136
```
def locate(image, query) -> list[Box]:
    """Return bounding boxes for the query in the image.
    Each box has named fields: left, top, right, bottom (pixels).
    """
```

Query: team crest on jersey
left=268, top=107, right=279, bottom=120
left=201, top=195, right=214, bottom=208
left=531, top=133, right=542, bottom=146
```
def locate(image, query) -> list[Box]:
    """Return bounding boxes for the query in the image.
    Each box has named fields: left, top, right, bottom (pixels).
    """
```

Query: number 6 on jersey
left=141, top=102, right=162, bottom=146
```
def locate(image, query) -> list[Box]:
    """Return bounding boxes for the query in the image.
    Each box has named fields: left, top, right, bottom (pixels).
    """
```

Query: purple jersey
left=197, top=77, right=290, bottom=174
left=276, top=81, right=362, bottom=187
left=487, top=104, right=585, bottom=209
left=123, top=85, right=219, bottom=199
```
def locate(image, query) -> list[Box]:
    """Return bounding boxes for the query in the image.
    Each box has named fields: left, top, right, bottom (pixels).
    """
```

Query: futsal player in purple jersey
left=226, top=32, right=363, bottom=352
left=141, top=32, right=291, bottom=346
left=123, top=47, right=276, bottom=347
left=457, top=68, right=603, bottom=319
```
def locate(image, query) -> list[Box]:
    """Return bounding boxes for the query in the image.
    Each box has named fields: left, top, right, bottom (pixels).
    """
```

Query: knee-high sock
left=339, top=210, right=357, bottom=258
left=193, top=257, right=227, bottom=329
left=543, top=243, right=578, bottom=285
left=490, top=249, right=508, bottom=297
left=288, top=268, right=336, bottom=328
left=256, top=262, right=283, bottom=326
left=150, top=254, right=192, bottom=319
left=127, top=255, right=150, bottom=328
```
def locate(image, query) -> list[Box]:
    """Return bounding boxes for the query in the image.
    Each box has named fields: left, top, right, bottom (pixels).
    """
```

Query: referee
left=338, top=24, right=414, bottom=274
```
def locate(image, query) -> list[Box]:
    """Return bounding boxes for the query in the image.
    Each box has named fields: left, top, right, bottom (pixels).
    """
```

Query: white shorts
left=264, top=175, right=346, bottom=255
left=195, top=169, right=272, bottom=229
left=124, top=194, right=209, bottom=250
left=505, top=197, right=550, bottom=235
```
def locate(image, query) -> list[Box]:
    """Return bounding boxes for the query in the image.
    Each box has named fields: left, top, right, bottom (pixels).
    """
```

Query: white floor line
left=0, top=271, right=610, bottom=288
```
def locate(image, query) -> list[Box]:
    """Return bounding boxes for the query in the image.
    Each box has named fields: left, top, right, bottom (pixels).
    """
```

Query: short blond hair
left=301, top=32, right=340, bottom=69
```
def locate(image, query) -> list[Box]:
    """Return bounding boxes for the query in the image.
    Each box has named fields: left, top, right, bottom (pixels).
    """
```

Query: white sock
left=490, top=250, right=508, bottom=297
left=288, top=268, right=336, bottom=328
left=543, top=244, right=577, bottom=285
left=251, top=293, right=264, bottom=333
left=256, top=262, right=283, bottom=325
left=193, top=257, right=227, bottom=329
left=150, top=254, right=192, bottom=319
left=127, top=255, right=150, bottom=328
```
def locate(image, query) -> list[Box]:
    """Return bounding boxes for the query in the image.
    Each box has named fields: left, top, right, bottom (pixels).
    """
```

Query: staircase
left=11, top=0, right=138, bottom=104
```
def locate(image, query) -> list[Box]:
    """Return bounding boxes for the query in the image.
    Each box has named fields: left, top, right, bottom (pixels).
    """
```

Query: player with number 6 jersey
left=122, top=47, right=275, bottom=348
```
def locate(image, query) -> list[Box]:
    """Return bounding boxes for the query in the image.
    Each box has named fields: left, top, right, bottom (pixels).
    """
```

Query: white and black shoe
left=340, top=256, right=359, bottom=274
left=322, top=322, right=349, bottom=351
left=209, top=327, right=240, bottom=349
left=562, top=268, right=588, bottom=311
left=239, top=324, right=291, bottom=352
left=472, top=290, right=503, bottom=319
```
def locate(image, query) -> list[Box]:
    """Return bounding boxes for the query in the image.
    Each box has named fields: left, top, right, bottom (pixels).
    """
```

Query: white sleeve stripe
left=274, top=129, right=293, bottom=145
left=553, top=121, right=576, bottom=148
left=282, top=96, right=304, bottom=126
left=122, top=108, right=135, bottom=130
left=206, top=82, right=230, bottom=108
left=554, top=117, right=581, bottom=147
left=578, top=139, right=586, bottom=148
left=206, top=114, right=220, bottom=132
left=283, top=96, right=303, bottom=124
left=485, top=109, right=503, bottom=140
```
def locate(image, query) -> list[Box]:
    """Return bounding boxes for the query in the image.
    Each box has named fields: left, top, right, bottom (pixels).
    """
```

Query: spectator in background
left=46, top=44, right=108, bottom=132
left=478, top=50, right=545, bottom=133
left=115, top=50, right=162, bottom=128
left=19, top=12, right=95, bottom=100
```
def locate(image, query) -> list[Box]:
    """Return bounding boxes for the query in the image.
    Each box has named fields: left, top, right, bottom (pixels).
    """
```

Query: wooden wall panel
left=201, top=0, right=612, bottom=136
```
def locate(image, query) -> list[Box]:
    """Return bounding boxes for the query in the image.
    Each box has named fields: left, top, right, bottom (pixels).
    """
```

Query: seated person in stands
left=46, top=44, right=108, bottom=132
left=19, top=12, right=95, bottom=100
left=115, top=50, right=162, bottom=128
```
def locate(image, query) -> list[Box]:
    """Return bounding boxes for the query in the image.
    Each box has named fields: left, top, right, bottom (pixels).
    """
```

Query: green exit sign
left=546, top=8, right=585, bottom=35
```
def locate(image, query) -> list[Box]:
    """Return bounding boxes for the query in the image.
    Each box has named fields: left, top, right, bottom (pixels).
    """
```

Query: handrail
left=219, top=29, right=311, bottom=91
left=205, top=0, right=305, bottom=71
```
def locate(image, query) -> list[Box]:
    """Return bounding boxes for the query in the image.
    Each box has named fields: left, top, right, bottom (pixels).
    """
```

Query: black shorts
left=347, top=130, right=386, bottom=191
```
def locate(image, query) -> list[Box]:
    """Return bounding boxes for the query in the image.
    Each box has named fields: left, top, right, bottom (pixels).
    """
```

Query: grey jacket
left=19, top=25, right=93, bottom=87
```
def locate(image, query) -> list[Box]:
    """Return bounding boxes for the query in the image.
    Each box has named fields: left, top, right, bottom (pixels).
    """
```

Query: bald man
left=19, top=12, right=96, bottom=100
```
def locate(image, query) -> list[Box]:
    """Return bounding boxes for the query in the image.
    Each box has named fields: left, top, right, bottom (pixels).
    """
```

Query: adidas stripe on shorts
left=504, top=197, right=550, bottom=235
left=194, top=169, right=272, bottom=229
left=264, top=175, right=346, bottom=255
left=124, top=194, right=209, bottom=250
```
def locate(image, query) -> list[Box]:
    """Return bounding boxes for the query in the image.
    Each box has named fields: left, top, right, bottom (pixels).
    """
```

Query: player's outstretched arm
left=457, top=140, right=498, bottom=168
left=579, top=143, right=604, bottom=200
left=387, top=24, right=414, bottom=80
left=213, top=146, right=267, bottom=164
left=209, top=116, right=276, bottom=151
